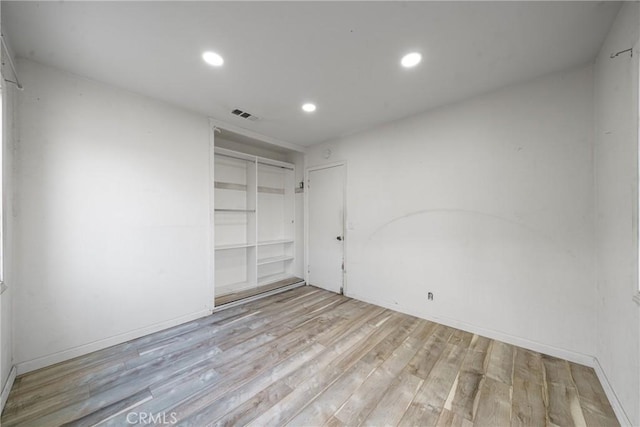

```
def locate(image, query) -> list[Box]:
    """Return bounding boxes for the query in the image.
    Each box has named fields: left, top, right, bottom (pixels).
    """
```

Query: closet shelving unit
left=214, top=147, right=301, bottom=304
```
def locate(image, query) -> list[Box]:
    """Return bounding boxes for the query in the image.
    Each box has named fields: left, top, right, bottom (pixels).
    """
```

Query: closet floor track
left=214, top=277, right=304, bottom=306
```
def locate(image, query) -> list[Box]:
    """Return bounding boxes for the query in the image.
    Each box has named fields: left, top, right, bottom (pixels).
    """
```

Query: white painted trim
left=15, top=309, right=210, bottom=375
left=0, top=365, right=16, bottom=412
left=208, top=121, right=217, bottom=312
left=304, top=162, right=348, bottom=293
left=432, top=313, right=593, bottom=366
left=208, top=118, right=306, bottom=154
left=341, top=164, right=348, bottom=295
left=348, top=291, right=595, bottom=366
left=306, top=161, right=348, bottom=173
left=303, top=168, right=309, bottom=285
left=636, top=35, right=640, bottom=310
left=593, top=358, right=633, bottom=426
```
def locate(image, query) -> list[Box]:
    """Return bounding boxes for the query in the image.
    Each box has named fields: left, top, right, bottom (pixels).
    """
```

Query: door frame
left=304, top=161, right=347, bottom=294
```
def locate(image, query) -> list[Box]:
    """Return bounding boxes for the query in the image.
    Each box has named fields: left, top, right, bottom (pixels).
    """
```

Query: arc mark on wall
left=368, top=208, right=577, bottom=259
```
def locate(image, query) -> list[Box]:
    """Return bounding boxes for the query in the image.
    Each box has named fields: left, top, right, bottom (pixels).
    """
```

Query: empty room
left=0, top=1, right=638, bottom=426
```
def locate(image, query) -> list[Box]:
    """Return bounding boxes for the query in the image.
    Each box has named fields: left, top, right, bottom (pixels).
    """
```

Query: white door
left=308, top=165, right=345, bottom=294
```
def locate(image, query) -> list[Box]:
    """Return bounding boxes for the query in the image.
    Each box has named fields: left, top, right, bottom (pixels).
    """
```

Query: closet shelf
left=214, top=209, right=256, bottom=213
left=257, top=255, right=294, bottom=266
left=258, top=186, right=285, bottom=195
left=257, top=239, right=294, bottom=246
left=214, top=184, right=285, bottom=195
left=215, top=243, right=255, bottom=250
left=215, top=182, right=247, bottom=191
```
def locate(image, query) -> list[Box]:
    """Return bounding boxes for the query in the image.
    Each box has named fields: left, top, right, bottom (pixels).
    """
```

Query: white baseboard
left=1, top=365, right=16, bottom=413
left=592, top=358, right=633, bottom=426
left=15, top=309, right=211, bottom=375
left=432, top=312, right=594, bottom=367
left=347, top=291, right=595, bottom=366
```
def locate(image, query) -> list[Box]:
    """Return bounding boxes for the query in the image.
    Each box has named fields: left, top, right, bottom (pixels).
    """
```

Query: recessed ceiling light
left=202, top=51, right=224, bottom=67
left=302, top=103, right=317, bottom=113
left=401, top=52, right=422, bottom=68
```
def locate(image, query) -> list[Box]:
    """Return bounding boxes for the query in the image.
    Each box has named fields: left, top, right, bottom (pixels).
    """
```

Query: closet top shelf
left=214, top=147, right=294, bottom=170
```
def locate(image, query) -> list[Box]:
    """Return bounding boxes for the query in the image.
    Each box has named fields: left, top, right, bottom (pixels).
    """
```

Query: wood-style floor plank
left=251, top=312, right=408, bottom=426
left=570, top=363, right=619, bottom=427
left=511, top=376, right=547, bottom=427
left=486, top=340, right=514, bottom=385
left=332, top=317, right=423, bottom=425
left=1, top=286, right=619, bottom=427
left=361, top=371, right=423, bottom=426
left=399, top=343, right=467, bottom=426
left=473, top=377, right=511, bottom=426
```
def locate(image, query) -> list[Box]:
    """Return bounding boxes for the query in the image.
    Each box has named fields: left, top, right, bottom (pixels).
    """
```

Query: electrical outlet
left=428, top=292, right=434, bottom=301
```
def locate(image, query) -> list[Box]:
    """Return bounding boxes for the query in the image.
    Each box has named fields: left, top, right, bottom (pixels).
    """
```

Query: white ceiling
left=3, top=1, right=621, bottom=147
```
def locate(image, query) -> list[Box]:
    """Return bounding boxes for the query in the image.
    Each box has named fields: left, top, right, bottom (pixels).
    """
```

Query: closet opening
left=212, top=127, right=305, bottom=307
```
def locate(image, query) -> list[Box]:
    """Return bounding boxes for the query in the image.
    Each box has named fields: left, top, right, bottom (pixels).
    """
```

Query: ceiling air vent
left=231, top=108, right=259, bottom=121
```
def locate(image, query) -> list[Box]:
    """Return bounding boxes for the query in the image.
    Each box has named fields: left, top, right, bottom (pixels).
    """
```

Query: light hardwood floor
left=2, top=286, right=618, bottom=426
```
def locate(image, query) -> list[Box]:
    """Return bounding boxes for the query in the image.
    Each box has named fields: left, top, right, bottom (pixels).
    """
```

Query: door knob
left=336, top=236, right=343, bottom=241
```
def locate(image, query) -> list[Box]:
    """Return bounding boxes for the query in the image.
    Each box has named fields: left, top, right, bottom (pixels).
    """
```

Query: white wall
left=594, top=2, right=640, bottom=425
left=0, top=0, right=18, bottom=407
left=14, top=59, right=212, bottom=372
left=0, top=63, right=17, bottom=413
left=1, top=81, right=17, bottom=400
left=308, top=65, right=596, bottom=361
